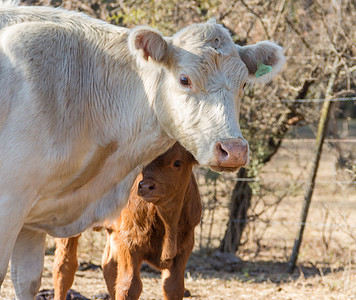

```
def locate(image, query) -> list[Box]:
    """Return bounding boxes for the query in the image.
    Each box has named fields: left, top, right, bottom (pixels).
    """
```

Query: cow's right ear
left=237, top=41, right=285, bottom=83
left=128, top=27, right=169, bottom=67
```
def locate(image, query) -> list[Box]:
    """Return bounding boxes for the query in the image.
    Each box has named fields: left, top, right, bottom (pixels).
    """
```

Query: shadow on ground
left=36, top=251, right=346, bottom=300
left=182, top=250, right=344, bottom=284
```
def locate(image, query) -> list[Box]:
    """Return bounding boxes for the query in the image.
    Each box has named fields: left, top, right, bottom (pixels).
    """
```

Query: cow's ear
left=237, top=41, right=285, bottom=83
left=128, top=27, right=169, bottom=66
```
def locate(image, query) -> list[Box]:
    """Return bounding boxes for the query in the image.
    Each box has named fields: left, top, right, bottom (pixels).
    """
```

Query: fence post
left=288, top=59, right=339, bottom=273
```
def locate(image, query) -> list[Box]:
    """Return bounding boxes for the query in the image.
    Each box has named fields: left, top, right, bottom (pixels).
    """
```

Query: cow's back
left=0, top=6, right=131, bottom=133
left=0, top=5, right=105, bottom=30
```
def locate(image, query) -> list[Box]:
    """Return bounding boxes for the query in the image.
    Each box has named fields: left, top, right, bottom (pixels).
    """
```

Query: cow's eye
left=179, top=75, right=192, bottom=88
left=173, top=160, right=182, bottom=168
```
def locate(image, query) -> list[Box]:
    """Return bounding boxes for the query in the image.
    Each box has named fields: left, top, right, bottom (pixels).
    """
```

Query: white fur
left=0, top=4, right=285, bottom=298
left=0, top=0, right=18, bottom=6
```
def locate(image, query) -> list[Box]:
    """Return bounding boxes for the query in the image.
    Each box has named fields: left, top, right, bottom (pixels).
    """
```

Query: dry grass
left=1, top=139, right=355, bottom=299
left=2, top=255, right=355, bottom=299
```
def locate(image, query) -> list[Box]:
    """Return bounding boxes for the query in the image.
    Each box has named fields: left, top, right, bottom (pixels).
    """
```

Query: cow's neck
left=25, top=62, right=174, bottom=237
left=103, top=55, right=174, bottom=168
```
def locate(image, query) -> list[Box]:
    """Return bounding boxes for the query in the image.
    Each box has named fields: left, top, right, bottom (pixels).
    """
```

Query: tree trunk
left=288, top=58, right=340, bottom=272
left=219, top=168, right=252, bottom=253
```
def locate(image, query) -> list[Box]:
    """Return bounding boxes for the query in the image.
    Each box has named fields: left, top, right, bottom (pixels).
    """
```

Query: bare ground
left=2, top=253, right=355, bottom=299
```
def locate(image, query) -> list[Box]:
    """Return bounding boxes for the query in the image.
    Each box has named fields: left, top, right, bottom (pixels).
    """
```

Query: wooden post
left=288, top=59, right=339, bottom=273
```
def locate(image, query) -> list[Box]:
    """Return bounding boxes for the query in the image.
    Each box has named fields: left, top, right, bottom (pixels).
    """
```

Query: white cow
left=0, top=2, right=285, bottom=299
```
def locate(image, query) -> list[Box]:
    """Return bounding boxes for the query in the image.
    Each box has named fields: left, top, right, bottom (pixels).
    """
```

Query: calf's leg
left=102, top=234, right=142, bottom=300
left=161, top=256, right=187, bottom=300
left=115, top=254, right=142, bottom=300
left=53, top=236, right=81, bottom=300
left=161, top=234, right=194, bottom=300
left=101, top=236, right=117, bottom=299
left=11, top=227, right=46, bottom=300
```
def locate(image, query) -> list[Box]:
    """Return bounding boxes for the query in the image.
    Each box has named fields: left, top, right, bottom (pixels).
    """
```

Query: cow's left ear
left=128, top=26, right=169, bottom=67
left=237, top=41, right=285, bottom=83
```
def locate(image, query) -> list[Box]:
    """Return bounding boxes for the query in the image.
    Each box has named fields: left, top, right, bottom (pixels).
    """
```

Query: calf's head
left=137, top=143, right=196, bottom=204
left=128, top=20, right=285, bottom=172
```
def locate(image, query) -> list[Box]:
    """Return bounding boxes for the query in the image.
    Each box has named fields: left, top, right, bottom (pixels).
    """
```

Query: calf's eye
left=173, top=160, right=182, bottom=168
left=179, top=75, right=192, bottom=88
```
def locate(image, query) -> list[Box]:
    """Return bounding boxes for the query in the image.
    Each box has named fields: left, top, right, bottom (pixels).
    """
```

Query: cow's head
left=128, top=20, right=285, bottom=172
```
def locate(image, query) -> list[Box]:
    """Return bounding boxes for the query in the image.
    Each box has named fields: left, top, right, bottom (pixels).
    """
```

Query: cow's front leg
left=53, top=236, right=81, bottom=300
left=11, top=227, right=46, bottom=300
left=0, top=231, right=20, bottom=292
left=0, top=195, right=30, bottom=292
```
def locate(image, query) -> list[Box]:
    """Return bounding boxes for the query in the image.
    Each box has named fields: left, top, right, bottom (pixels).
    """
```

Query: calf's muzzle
left=137, top=179, right=157, bottom=200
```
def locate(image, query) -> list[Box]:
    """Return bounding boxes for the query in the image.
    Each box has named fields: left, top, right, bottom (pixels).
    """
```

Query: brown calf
left=53, top=143, right=202, bottom=300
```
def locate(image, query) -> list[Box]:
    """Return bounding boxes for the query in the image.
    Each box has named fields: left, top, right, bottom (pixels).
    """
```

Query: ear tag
left=255, top=63, right=273, bottom=78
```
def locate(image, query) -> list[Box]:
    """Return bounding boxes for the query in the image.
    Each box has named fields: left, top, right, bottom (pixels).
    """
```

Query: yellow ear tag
left=255, top=63, right=273, bottom=78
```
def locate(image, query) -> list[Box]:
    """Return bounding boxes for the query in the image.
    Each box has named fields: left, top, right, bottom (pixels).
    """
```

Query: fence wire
left=231, top=178, right=356, bottom=184
left=228, top=219, right=356, bottom=229
left=286, top=139, right=356, bottom=143
left=252, top=96, right=356, bottom=103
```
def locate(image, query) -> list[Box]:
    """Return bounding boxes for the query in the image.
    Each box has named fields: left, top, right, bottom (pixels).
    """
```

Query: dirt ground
left=2, top=253, right=355, bottom=300
left=1, top=140, right=355, bottom=299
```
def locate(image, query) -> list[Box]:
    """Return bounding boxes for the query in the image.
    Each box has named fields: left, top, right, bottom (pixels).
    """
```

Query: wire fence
left=195, top=167, right=356, bottom=263
left=194, top=104, right=356, bottom=265
left=195, top=170, right=356, bottom=245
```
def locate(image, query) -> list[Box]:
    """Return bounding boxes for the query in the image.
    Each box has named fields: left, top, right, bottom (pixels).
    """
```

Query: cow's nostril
left=217, top=142, right=228, bottom=158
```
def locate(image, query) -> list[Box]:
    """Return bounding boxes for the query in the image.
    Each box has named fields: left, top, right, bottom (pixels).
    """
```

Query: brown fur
left=53, top=143, right=202, bottom=300
left=53, top=236, right=80, bottom=300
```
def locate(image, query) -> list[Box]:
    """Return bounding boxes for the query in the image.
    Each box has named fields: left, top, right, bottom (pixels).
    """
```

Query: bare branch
left=239, top=0, right=271, bottom=39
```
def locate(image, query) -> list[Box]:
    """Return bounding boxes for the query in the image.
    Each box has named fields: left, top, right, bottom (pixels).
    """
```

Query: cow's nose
left=214, top=138, right=249, bottom=169
left=138, top=180, right=156, bottom=196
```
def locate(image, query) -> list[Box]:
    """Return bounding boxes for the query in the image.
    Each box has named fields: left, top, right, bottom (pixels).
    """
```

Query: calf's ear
left=128, top=27, right=169, bottom=67
left=237, top=41, right=285, bottom=83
